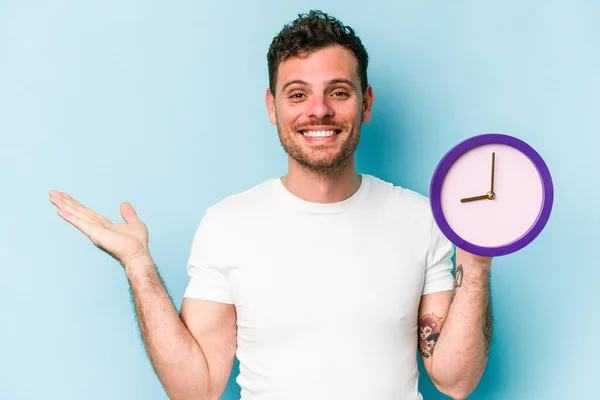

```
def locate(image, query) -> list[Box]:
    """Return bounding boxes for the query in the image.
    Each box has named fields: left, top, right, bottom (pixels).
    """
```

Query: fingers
left=55, top=207, right=96, bottom=237
left=120, top=202, right=140, bottom=223
left=49, top=192, right=85, bottom=219
left=50, top=191, right=112, bottom=224
left=49, top=191, right=110, bottom=239
left=50, top=193, right=83, bottom=219
left=52, top=200, right=101, bottom=240
left=61, top=192, right=99, bottom=220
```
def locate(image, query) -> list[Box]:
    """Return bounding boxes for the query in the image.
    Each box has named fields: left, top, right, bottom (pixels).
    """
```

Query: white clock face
left=440, top=143, right=544, bottom=248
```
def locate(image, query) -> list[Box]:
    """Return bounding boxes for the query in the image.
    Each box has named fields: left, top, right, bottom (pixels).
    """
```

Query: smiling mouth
left=299, top=129, right=342, bottom=138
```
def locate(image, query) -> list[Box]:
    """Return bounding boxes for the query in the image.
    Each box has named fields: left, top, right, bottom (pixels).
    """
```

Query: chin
left=297, top=153, right=353, bottom=172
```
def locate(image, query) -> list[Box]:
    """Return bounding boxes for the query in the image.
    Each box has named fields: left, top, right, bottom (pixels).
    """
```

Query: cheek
left=333, top=105, right=360, bottom=125
left=339, top=99, right=362, bottom=118
left=278, top=109, right=303, bottom=129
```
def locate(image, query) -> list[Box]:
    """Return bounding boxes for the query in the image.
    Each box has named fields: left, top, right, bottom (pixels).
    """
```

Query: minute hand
left=491, top=152, right=496, bottom=193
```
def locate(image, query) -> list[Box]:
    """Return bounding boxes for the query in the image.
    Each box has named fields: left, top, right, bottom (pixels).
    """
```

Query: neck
left=281, top=156, right=362, bottom=203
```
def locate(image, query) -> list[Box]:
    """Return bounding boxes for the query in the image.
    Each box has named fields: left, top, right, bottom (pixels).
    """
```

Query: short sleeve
left=183, top=210, right=234, bottom=304
left=422, top=217, right=455, bottom=296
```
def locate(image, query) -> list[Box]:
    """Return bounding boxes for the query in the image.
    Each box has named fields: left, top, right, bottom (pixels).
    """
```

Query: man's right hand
left=49, top=190, right=150, bottom=268
left=49, top=190, right=237, bottom=400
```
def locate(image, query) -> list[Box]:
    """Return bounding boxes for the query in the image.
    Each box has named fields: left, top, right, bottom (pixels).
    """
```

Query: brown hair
left=267, top=10, right=369, bottom=96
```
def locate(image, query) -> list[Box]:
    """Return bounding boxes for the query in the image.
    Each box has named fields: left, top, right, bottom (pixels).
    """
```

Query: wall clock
left=429, top=133, right=554, bottom=257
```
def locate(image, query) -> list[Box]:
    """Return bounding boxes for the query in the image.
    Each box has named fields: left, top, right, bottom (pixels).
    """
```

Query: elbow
left=168, top=393, right=216, bottom=400
left=164, top=387, right=217, bottom=400
left=430, top=356, right=488, bottom=399
left=437, top=385, right=475, bottom=400
left=432, top=375, right=483, bottom=400
left=431, top=370, right=484, bottom=400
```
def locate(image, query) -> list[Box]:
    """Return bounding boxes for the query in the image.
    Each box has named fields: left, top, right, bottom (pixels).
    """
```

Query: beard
left=276, top=117, right=361, bottom=174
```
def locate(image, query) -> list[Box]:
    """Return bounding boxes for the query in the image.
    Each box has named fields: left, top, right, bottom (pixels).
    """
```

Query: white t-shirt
left=184, top=174, right=455, bottom=400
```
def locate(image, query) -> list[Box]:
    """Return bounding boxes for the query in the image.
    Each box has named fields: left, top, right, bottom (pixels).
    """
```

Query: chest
left=226, top=211, right=428, bottom=338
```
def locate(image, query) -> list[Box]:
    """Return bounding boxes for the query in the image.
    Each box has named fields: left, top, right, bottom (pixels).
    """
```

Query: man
left=49, top=10, right=492, bottom=400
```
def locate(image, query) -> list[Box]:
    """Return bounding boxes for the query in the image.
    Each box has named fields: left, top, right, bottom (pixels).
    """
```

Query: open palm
left=49, top=190, right=150, bottom=266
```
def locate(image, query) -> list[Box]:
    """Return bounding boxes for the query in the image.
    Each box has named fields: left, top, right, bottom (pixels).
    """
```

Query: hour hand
left=460, top=191, right=495, bottom=203
left=460, top=194, right=489, bottom=203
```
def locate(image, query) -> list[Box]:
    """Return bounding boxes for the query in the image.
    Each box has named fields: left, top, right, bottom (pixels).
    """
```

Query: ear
left=266, top=88, right=277, bottom=125
left=361, top=85, right=374, bottom=123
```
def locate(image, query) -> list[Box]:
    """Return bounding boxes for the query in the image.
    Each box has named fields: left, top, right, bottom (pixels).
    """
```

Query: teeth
left=302, top=130, right=337, bottom=137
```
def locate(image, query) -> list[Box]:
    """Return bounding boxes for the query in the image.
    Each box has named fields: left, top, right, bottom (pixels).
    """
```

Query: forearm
left=430, top=250, right=492, bottom=398
left=125, top=255, right=213, bottom=400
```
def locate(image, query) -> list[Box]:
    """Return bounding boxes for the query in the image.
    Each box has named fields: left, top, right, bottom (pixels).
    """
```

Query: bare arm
left=126, top=256, right=237, bottom=400
left=418, top=247, right=492, bottom=399
left=49, top=190, right=236, bottom=400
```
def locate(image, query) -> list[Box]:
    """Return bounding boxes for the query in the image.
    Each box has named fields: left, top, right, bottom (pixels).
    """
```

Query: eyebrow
left=281, top=78, right=356, bottom=92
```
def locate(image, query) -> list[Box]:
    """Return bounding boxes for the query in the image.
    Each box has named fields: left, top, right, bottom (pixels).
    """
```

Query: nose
left=307, top=94, right=333, bottom=119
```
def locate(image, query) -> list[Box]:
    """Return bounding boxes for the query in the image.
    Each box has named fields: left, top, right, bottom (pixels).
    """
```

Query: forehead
left=276, top=45, right=359, bottom=90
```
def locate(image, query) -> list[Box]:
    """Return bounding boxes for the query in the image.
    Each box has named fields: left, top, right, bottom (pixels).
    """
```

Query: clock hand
left=461, top=191, right=496, bottom=203
left=460, top=194, right=489, bottom=203
left=491, top=152, right=496, bottom=194
left=461, top=152, right=497, bottom=204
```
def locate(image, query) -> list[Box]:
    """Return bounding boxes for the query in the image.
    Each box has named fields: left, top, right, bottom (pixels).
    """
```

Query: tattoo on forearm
left=418, top=314, right=443, bottom=358
left=484, top=297, right=493, bottom=355
left=450, top=264, right=464, bottom=304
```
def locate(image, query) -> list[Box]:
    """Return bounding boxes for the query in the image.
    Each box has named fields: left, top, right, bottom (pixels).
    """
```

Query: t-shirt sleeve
left=422, top=216, right=455, bottom=296
left=183, top=209, right=234, bottom=304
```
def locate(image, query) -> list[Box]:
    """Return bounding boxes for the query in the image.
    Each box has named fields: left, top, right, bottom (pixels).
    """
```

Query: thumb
left=120, top=202, right=140, bottom=223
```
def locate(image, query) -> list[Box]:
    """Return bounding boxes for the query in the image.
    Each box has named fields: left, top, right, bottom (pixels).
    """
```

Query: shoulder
left=188, top=178, right=277, bottom=248
left=365, top=174, right=433, bottom=220
left=201, top=178, right=277, bottom=225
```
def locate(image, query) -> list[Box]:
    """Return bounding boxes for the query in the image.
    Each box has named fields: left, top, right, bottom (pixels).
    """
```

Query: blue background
left=1, top=1, right=598, bottom=399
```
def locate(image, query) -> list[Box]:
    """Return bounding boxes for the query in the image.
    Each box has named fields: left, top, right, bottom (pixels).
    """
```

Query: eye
left=290, top=93, right=305, bottom=99
left=332, top=91, right=349, bottom=97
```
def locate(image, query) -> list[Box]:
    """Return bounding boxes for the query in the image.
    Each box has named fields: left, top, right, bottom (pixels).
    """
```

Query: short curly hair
left=267, top=10, right=369, bottom=96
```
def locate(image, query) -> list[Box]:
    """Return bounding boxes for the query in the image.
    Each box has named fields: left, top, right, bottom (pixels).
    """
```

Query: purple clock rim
left=429, top=133, right=554, bottom=257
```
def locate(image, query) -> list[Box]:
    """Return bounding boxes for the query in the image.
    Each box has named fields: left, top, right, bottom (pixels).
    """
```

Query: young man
left=49, top=10, right=492, bottom=400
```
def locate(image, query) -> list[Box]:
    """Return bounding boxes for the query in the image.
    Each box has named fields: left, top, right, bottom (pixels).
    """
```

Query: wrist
left=456, top=247, right=493, bottom=271
left=123, top=252, right=156, bottom=279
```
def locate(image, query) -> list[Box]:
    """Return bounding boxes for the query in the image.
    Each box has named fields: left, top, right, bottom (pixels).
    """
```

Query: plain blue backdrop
left=1, top=1, right=598, bottom=399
